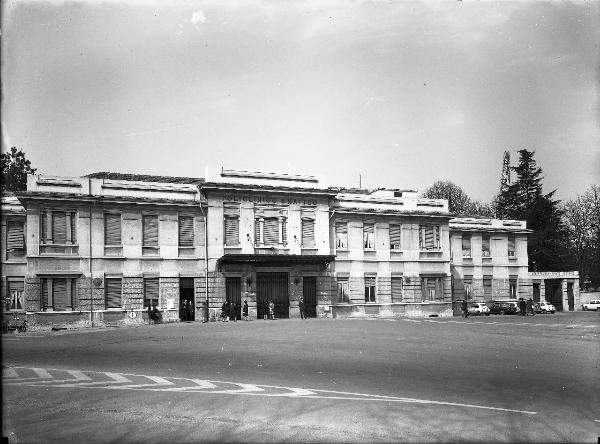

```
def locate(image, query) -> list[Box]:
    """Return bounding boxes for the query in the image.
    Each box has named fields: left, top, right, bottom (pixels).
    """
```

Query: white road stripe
left=32, top=368, right=52, bottom=379
left=52, top=372, right=133, bottom=387
left=114, top=375, right=174, bottom=389
left=218, top=383, right=264, bottom=394
left=3, top=368, right=19, bottom=378
left=163, top=379, right=217, bottom=391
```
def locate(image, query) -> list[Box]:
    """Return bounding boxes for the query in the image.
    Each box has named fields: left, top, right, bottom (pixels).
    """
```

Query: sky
left=2, top=0, right=599, bottom=202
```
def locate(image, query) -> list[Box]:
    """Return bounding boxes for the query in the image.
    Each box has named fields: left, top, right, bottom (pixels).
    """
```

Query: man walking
left=299, top=297, right=305, bottom=320
left=461, top=299, right=469, bottom=318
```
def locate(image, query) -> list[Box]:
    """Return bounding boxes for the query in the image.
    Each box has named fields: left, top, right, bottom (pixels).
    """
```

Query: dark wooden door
left=179, top=278, right=195, bottom=321
left=257, top=273, right=289, bottom=319
left=226, top=277, right=241, bottom=320
left=567, top=283, right=574, bottom=311
left=533, top=283, right=540, bottom=303
left=303, top=276, right=317, bottom=318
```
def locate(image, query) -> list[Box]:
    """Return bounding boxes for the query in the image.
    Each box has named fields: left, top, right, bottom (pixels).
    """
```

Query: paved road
left=2, top=312, right=599, bottom=442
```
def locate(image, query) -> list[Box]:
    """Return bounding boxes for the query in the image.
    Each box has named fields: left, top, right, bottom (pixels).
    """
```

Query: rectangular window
left=41, top=278, right=75, bottom=311
left=337, top=278, right=349, bottom=303
left=508, top=235, right=516, bottom=257
left=178, top=215, right=195, bottom=247
left=389, top=224, right=401, bottom=250
left=53, top=211, right=67, bottom=244
left=6, top=278, right=24, bottom=311
left=263, top=218, right=279, bottom=245
left=104, top=214, right=122, bottom=245
left=391, top=277, right=403, bottom=302
left=509, top=277, right=517, bottom=298
left=142, top=215, right=159, bottom=254
left=6, top=219, right=25, bottom=259
left=364, top=277, right=376, bottom=302
left=335, top=223, right=348, bottom=249
left=464, top=276, right=473, bottom=300
left=419, top=225, right=440, bottom=250
left=41, top=211, right=48, bottom=243
left=421, top=277, right=442, bottom=302
left=144, top=277, right=159, bottom=308
left=301, top=218, right=315, bottom=247
left=482, top=235, right=491, bottom=257
left=363, top=223, right=374, bottom=249
left=224, top=216, right=239, bottom=246
left=105, top=278, right=122, bottom=309
left=462, top=235, right=471, bottom=257
left=483, top=275, right=492, bottom=298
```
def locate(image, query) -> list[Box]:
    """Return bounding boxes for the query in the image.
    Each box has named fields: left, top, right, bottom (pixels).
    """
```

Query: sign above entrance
left=223, top=194, right=318, bottom=206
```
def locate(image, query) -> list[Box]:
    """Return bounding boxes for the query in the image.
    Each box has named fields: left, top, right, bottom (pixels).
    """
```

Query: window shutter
left=263, top=218, right=278, bottom=245
left=144, top=278, right=159, bottom=308
left=391, top=277, right=402, bottom=301
left=7, top=220, right=25, bottom=250
left=70, top=213, right=77, bottom=244
left=365, top=277, right=375, bottom=287
left=53, top=279, right=67, bottom=311
left=143, top=215, right=158, bottom=246
left=255, top=220, right=261, bottom=245
left=389, top=224, right=401, bottom=249
left=42, top=279, right=49, bottom=310
left=224, top=217, right=239, bottom=246
left=462, top=235, right=470, bottom=250
left=105, top=214, right=122, bottom=245
left=105, top=278, right=122, bottom=309
left=53, top=212, right=67, bottom=244
left=179, top=216, right=194, bottom=247
left=482, top=235, right=490, bottom=255
left=41, top=212, right=48, bottom=242
left=282, top=219, right=287, bottom=245
left=424, top=226, right=434, bottom=248
left=301, top=218, right=315, bottom=247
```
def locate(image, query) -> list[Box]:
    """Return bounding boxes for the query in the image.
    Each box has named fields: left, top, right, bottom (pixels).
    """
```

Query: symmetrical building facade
left=1, top=169, right=580, bottom=330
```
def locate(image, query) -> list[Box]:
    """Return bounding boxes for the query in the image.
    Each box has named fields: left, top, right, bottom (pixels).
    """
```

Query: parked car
left=490, top=301, right=519, bottom=315
left=468, top=302, right=490, bottom=316
left=582, top=300, right=600, bottom=311
left=534, top=301, right=556, bottom=314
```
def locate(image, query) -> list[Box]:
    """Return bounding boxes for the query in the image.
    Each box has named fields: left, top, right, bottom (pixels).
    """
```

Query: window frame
left=143, top=277, right=160, bottom=308
left=389, top=224, right=401, bottom=250
left=481, top=234, right=491, bottom=257
left=5, top=218, right=26, bottom=260
left=104, top=277, right=123, bottom=309
left=507, top=234, right=516, bottom=258
left=363, top=223, right=375, bottom=250
left=5, top=277, right=25, bottom=312
left=462, top=234, right=472, bottom=257
left=335, top=222, right=348, bottom=250
left=364, top=276, right=376, bottom=303
left=419, top=225, right=441, bottom=250
left=142, top=214, right=159, bottom=255
left=337, top=278, right=349, bottom=303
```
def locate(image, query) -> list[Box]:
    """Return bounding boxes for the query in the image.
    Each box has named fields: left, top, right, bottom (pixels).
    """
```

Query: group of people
left=180, top=299, right=194, bottom=322
left=147, top=304, right=161, bottom=324
left=519, top=298, right=536, bottom=316
left=221, top=300, right=250, bottom=322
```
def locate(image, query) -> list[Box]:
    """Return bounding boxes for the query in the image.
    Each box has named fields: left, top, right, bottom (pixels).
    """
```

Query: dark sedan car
left=489, top=301, right=519, bottom=315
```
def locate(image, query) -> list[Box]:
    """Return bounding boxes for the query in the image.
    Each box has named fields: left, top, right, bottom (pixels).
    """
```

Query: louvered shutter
left=389, top=224, right=401, bottom=249
left=391, top=277, right=403, bottom=301
left=255, top=220, right=261, bottom=245
left=70, top=213, right=77, bottom=244
left=263, top=218, right=278, bottom=245
left=301, top=218, right=315, bottom=247
left=7, top=220, right=25, bottom=250
left=179, top=216, right=194, bottom=247
left=424, top=226, right=434, bottom=249
left=53, top=279, right=67, bottom=311
left=282, top=219, right=287, bottom=245
left=105, top=278, right=122, bottom=309
left=143, top=215, right=158, bottom=246
left=41, top=212, right=48, bottom=242
left=336, top=223, right=347, bottom=248
left=53, top=212, right=67, bottom=244
left=144, top=278, right=159, bottom=308
left=42, top=279, right=49, bottom=310
left=224, top=217, right=239, bottom=246
left=105, top=214, right=122, bottom=245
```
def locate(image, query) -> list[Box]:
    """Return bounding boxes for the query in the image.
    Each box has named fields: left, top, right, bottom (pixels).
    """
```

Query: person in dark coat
left=461, top=299, right=469, bottom=318
left=526, top=298, right=534, bottom=316
left=242, top=300, right=249, bottom=321
left=299, top=297, right=306, bottom=320
left=221, top=302, right=228, bottom=322
left=519, top=298, right=527, bottom=316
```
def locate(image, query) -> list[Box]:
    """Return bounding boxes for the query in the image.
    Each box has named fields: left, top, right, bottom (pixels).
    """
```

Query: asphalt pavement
left=2, top=312, right=599, bottom=443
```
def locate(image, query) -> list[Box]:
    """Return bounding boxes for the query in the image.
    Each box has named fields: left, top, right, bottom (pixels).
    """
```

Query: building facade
left=0, top=169, right=580, bottom=330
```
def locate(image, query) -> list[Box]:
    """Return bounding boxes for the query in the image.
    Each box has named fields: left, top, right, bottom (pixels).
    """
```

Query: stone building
left=0, top=168, right=580, bottom=330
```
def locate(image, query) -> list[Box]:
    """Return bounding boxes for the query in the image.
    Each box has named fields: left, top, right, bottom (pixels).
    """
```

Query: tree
left=421, top=180, right=495, bottom=217
left=1, top=147, right=37, bottom=192
left=495, top=149, right=567, bottom=271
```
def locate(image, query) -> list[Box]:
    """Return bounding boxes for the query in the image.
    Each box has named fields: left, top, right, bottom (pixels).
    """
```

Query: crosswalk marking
left=3, top=368, right=18, bottom=378
left=32, top=368, right=52, bottom=379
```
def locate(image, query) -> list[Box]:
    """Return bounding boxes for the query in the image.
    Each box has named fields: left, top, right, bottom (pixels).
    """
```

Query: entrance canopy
left=217, top=254, right=335, bottom=270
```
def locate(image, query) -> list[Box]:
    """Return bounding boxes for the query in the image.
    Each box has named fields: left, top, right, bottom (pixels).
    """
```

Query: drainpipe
left=88, top=178, right=94, bottom=328
left=199, top=190, right=209, bottom=323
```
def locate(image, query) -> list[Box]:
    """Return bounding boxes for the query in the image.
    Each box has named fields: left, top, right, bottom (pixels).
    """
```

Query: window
left=178, top=215, right=195, bottom=247
left=462, top=235, right=471, bottom=257
left=389, top=224, right=401, bottom=250
left=483, top=275, right=492, bottom=298
left=335, top=223, right=348, bottom=249
left=104, top=214, right=122, bottom=246
left=464, top=276, right=473, bottom=300
left=105, top=278, right=122, bottom=309
left=363, top=223, right=374, bottom=249
left=6, top=219, right=25, bottom=259
left=482, top=235, right=491, bottom=257
left=509, top=277, right=517, bottom=298
left=144, top=277, right=159, bottom=308
left=364, top=277, right=376, bottom=302
left=142, top=215, right=159, bottom=255
left=41, top=278, right=76, bottom=311
left=419, top=225, right=440, bottom=250
left=337, top=278, right=349, bottom=303
left=391, top=277, right=403, bottom=302
left=5, top=278, right=24, bottom=311
left=301, top=218, right=315, bottom=247
left=255, top=217, right=286, bottom=246
left=40, top=210, right=77, bottom=246
left=263, top=218, right=279, bottom=245
left=421, top=276, right=442, bottom=302
left=224, top=216, right=239, bottom=246
left=508, top=234, right=516, bottom=257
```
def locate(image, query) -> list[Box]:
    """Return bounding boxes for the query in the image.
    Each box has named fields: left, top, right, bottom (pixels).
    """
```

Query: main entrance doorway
left=179, top=278, right=195, bottom=322
left=226, top=277, right=241, bottom=320
left=545, top=280, right=563, bottom=311
left=257, top=273, right=289, bottom=319
left=303, top=276, right=317, bottom=318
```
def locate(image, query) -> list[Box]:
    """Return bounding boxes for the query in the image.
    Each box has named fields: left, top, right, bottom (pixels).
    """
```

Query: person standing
left=461, top=299, right=469, bottom=318
left=242, top=300, right=249, bottom=321
left=221, top=301, right=228, bottom=322
left=268, top=300, right=275, bottom=320
left=519, top=298, right=527, bottom=316
left=526, top=298, right=534, bottom=316
left=299, top=297, right=305, bottom=320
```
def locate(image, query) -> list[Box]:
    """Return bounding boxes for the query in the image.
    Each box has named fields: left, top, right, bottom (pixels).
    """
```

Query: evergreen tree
left=1, top=147, right=37, bottom=192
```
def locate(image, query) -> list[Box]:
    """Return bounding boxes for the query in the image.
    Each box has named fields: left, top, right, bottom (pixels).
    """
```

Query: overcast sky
left=2, top=0, right=599, bottom=201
